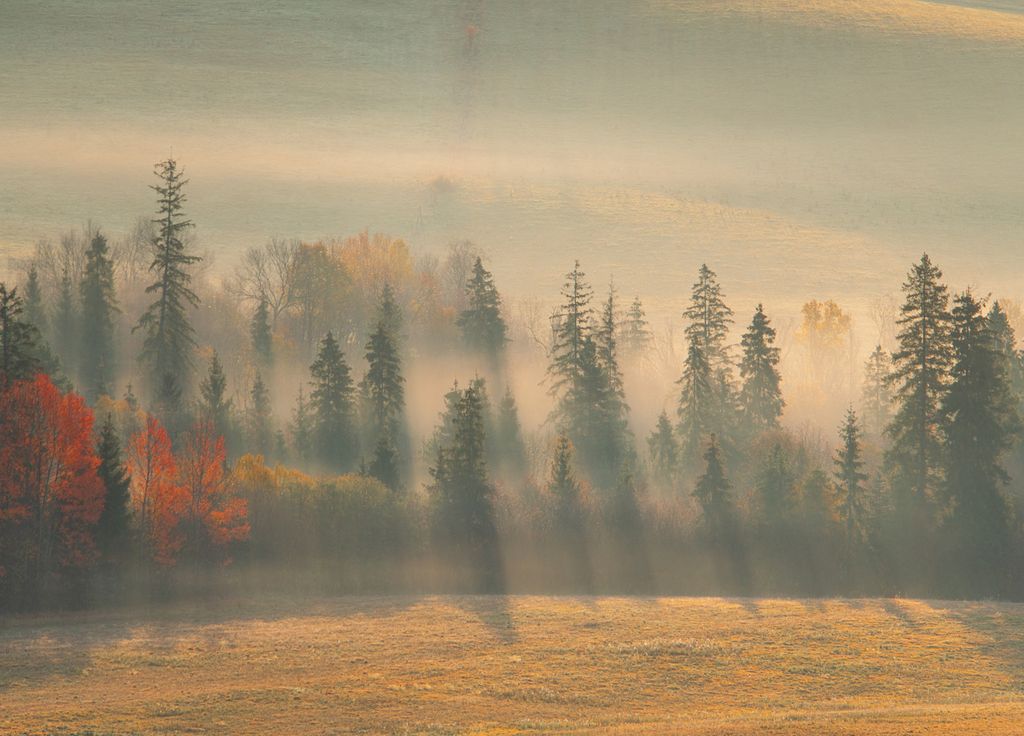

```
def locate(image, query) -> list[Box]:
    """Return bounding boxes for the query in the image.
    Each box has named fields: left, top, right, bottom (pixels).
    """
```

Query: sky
left=1, top=0, right=1023, bottom=339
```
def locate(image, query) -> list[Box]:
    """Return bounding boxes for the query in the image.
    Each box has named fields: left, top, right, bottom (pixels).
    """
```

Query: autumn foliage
left=0, top=374, right=104, bottom=582
left=127, top=416, right=188, bottom=566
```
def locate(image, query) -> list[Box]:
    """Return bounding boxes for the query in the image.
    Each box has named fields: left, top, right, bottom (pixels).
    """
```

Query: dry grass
left=2, top=595, right=1024, bottom=734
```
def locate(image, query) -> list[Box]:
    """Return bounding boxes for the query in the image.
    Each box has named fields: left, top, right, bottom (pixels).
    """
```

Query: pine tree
left=361, top=310, right=406, bottom=457
left=548, top=260, right=594, bottom=407
left=95, top=414, right=132, bottom=564
left=494, top=385, right=527, bottom=479
left=693, top=434, right=733, bottom=538
left=987, top=302, right=1024, bottom=435
left=942, top=292, right=1020, bottom=594
left=368, top=426, right=401, bottom=492
left=134, top=159, right=200, bottom=397
left=79, top=232, right=120, bottom=400
left=310, top=331, right=357, bottom=471
left=428, top=381, right=501, bottom=590
left=861, top=345, right=893, bottom=438
left=885, top=254, right=952, bottom=512
left=684, top=264, right=734, bottom=376
left=377, top=282, right=403, bottom=342
left=248, top=371, right=273, bottom=459
left=23, top=266, right=46, bottom=336
left=54, top=266, right=77, bottom=379
left=833, top=408, right=870, bottom=552
left=549, top=435, right=584, bottom=531
left=620, top=296, right=652, bottom=357
left=647, top=410, right=679, bottom=485
left=676, top=341, right=714, bottom=460
left=756, top=442, right=795, bottom=525
left=289, top=385, right=314, bottom=465
left=198, top=351, right=233, bottom=442
left=738, top=304, right=783, bottom=432
left=250, top=298, right=273, bottom=370
left=0, top=284, right=43, bottom=387
left=457, top=257, right=508, bottom=361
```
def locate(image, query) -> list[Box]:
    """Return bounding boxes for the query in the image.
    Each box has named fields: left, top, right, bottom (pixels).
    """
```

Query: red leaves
left=127, top=416, right=187, bottom=566
left=0, top=374, right=104, bottom=575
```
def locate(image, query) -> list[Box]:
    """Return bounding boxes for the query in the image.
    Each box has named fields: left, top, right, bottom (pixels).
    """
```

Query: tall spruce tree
left=95, top=414, right=132, bottom=564
left=0, top=284, right=42, bottom=387
left=134, top=159, right=200, bottom=398
left=987, top=302, right=1024, bottom=440
left=289, top=384, right=314, bottom=465
left=647, top=410, right=679, bottom=485
left=861, top=345, right=893, bottom=438
left=676, top=341, right=714, bottom=461
left=79, top=232, right=120, bottom=400
left=250, top=298, right=273, bottom=370
left=198, top=351, right=233, bottom=442
left=368, top=425, right=401, bottom=492
left=457, top=257, right=508, bottom=361
left=941, top=292, right=1020, bottom=594
left=885, top=254, right=952, bottom=511
left=310, top=331, right=357, bottom=471
left=756, top=442, right=795, bottom=525
left=620, top=296, right=652, bottom=357
left=23, top=266, right=46, bottom=336
left=361, top=307, right=406, bottom=459
left=54, top=266, right=77, bottom=379
left=738, top=304, right=783, bottom=432
left=548, top=260, right=593, bottom=406
left=833, top=408, right=870, bottom=553
left=549, top=435, right=584, bottom=531
left=248, top=371, right=273, bottom=459
left=428, top=381, right=502, bottom=590
left=494, top=385, right=527, bottom=479
left=693, top=434, right=733, bottom=538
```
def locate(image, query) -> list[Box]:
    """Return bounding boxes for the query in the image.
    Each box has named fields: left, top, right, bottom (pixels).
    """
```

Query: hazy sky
left=2, top=0, right=1023, bottom=336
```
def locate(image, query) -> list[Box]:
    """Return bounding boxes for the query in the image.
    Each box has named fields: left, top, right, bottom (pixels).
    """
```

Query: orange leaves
left=0, top=374, right=104, bottom=574
left=127, top=418, right=249, bottom=566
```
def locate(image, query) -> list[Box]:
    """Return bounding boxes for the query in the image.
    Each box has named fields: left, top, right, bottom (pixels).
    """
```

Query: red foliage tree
left=178, top=420, right=249, bottom=562
left=0, top=374, right=104, bottom=582
left=127, top=416, right=187, bottom=566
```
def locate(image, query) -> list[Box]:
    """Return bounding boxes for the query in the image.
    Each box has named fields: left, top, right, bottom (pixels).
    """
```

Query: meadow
left=3, top=594, right=1024, bottom=735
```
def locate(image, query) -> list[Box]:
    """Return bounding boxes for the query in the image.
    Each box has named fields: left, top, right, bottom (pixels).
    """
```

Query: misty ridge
left=1, top=156, right=1023, bottom=611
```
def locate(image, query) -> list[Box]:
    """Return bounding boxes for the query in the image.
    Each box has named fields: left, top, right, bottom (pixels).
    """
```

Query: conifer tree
left=738, top=304, right=783, bottom=432
left=833, top=408, right=870, bottom=552
left=198, top=351, right=233, bottom=442
left=23, top=266, right=46, bottom=336
left=134, top=158, right=200, bottom=397
left=377, top=282, right=403, bottom=342
left=885, top=253, right=952, bottom=510
left=620, top=296, right=653, bottom=357
left=549, top=435, right=584, bottom=531
left=54, top=266, right=77, bottom=378
left=289, top=384, right=314, bottom=465
left=548, top=261, right=593, bottom=404
left=250, top=298, right=273, bottom=370
left=800, top=468, right=833, bottom=530
left=457, top=257, right=508, bottom=361
left=647, top=410, right=679, bottom=485
left=987, top=302, right=1024, bottom=437
left=676, top=341, right=714, bottom=460
left=310, top=331, right=357, bottom=471
left=494, top=385, right=527, bottom=479
left=756, top=442, right=795, bottom=525
left=428, top=381, right=501, bottom=590
left=79, top=232, right=120, bottom=400
left=942, top=292, right=1020, bottom=594
left=693, top=434, right=733, bottom=538
left=248, top=371, right=273, bottom=459
left=361, top=309, right=406, bottom=457
left=0, top=285, right=43, bottom=387
left=368, top=426, right=401, bottom=492
left=684, top=264, right=734, bottom=378
left=861, top=345, right=893, bottom=438
left=95, top=414, right=132, bottom=564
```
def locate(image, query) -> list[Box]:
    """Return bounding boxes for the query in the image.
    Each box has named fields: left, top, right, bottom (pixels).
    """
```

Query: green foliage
left=494, top=385, right=527, bottom=480
left=756, top=442, right=795, bottom=525
left=647, top=411, right=679, bottom=485
left=250, top=298, right=273, bottom=369
left=738, top=304, right=783, bottom=432
left=0, top=284, right=43, bottom=387
left=861, top=345, right=892, bottom=438
left=248, top=371, right=273, bottom=459
left=310, top=331, right=358, bottom=472
left=199, top=351, right=233, bottom=442
left=54, top=266, right=77, bottom=379
left=79, top=232, right=120, bottom=400
left=289, top=385, right=314, bottom=465
left=693, top=434, right=733, bottom=538
left=457, top=257, right=508, bottom=361
left=361, top=312, right=406, bottom=456
left=833, top=408, right=870, bottom=550
left=134, top=159, right=200, bottom=396
left=94, top=414, right=132, bottom=564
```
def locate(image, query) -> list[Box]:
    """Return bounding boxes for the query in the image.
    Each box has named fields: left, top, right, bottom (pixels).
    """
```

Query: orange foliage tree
left=127, top=416, right=187, bottom=566
left=0, top=374, right=104, bottom=582
left=177, top=420, right=250, bottom=561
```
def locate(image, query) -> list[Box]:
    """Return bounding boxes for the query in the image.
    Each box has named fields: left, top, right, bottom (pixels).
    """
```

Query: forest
left=2, top=158, right=1022, bottom=610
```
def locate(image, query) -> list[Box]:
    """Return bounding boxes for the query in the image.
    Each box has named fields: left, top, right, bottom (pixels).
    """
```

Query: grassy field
left=3, top=594, right=1024, bottom=735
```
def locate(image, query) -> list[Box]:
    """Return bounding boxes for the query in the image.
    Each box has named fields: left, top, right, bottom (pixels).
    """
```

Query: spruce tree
left=0, top=284, right=42, bottom=387
left=361, top=311, right=406, bottom=457
left=833, top=408, right=870, bottom=553
left=676, top=341, right=714, bottom=460
left=134, top=158, right=200, bottom=398
left=756, top=442, right=795, bottom=525
left=987, top=301, right=1024, bottom=440
left=368, top=426, right=401, bottom=492
left=549, top=435, right=584, bottom=531
left=54, top=265, right=77, bottom=379
left=23, top=266, right=46, bottom=336
left=861, top=345, right=893, bottom=438
left=684, top=264, right=734, bottom=378
left=198, top=351, right=233, bottom=441
left=647, top=410, right=679, bottom=485
left=310, top=331, right=357, bottom=471
left=548, top=260, right=593, bottom=406
left=941, top=292, right=1019, bottom=594
left=620, top=296, right=652, bottom=357
left=738, top=304, right=783, bottom=432
left=79, top=232, right=120, bottom=400
left=885, top=253, right=952, bottom=510
left=494, top=385, right=527, bottom=479
left=248, top=371, right=273, bottom=459
left=95, top=414, right=132, bottom=564
left=289, top=384, right=314, bottom=465
left=457, top=257, right=508, bottom=361
left=250, top=298, right=273, bottom=370
left=693, top=434, right=733, bottom=538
